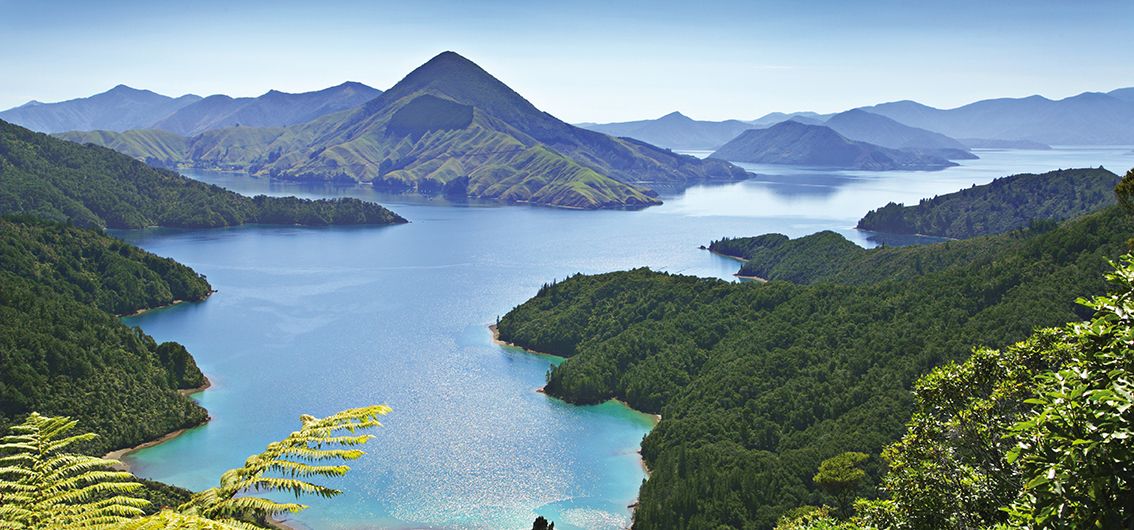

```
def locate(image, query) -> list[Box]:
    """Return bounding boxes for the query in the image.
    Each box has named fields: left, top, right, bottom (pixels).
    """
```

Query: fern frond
left=184, top=405, right=389, bottom=524
left=0, top=412, right=150, bottom=529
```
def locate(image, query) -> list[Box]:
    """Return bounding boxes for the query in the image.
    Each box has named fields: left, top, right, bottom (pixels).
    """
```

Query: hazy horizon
left=2, top=0, right=1132, bottom=123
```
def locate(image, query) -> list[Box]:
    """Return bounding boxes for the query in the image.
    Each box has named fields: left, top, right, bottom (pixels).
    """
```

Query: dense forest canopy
left=856, top=167, right=1119, bottom=239
left=499, top=195, right=1134, bottom=529
left=0, top=119, right=405, bottom=229
left=0, top=218, right=211, bottom=454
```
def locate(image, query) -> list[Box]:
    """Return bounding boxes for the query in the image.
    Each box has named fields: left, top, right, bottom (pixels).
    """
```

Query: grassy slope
left=2, top=119, right=405, bottom=229
left=50, top=53, right=749, bottom=209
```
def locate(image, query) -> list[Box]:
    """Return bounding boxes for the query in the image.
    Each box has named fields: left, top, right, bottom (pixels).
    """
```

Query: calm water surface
left=118, top=147, right=1134, bottom=529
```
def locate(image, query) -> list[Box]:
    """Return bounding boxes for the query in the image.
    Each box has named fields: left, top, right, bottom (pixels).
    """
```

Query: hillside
left=55, top=128, right=189, bottom=168
left=58, top=52, right=748, bottom=210
left=709, top=120, right=957, bottom=170
left=0, top=119, right=405, bottom=229
left=861, top=90, right=1134, bottom=145
left=580, top=111, right=755, bottom=150
left=497, top=201, right=1134, bottom=529
left=856, top=167, right=1121, bottom=238
left=824, top=109, right=976, bottom=159
left=0, top=85, right=201, bottom=133
left=0, top=217, right=211, bottom=454
left=150, top=82, right=382, bottom=135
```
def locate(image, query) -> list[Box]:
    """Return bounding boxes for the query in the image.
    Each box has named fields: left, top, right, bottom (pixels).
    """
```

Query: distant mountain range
left=55, top=52, right=746, bottom=210
left=823, top=109, right=976, bottom=160
left=581, top=87, right=1134, bottom=150
left=582, top=109, right=977, bottom=159
left=0, top=85, right=202, bottom=133
left=150, top=82, right=382, bottom=135
left=0, top=82, right=382, bottom=135
left=709, top=121, right=957, bottom=170
left=860, top=88, right=1134, bottom=145
left=579, top=112, right=754, bottom=150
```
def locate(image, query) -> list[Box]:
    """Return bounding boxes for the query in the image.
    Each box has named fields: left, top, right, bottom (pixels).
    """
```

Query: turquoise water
left=117, top=147, right=1134, bottom=529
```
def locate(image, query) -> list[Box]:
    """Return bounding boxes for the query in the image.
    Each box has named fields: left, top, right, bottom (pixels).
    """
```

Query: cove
left=116, top=147, right=1134, bottom=529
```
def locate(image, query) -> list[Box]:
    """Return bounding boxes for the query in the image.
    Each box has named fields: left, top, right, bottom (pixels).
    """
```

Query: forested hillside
left=0, top=119, right=405, bottom=229
left=0, top=218, right=211, bottom=454
left=856, top=167, right=1120, bottom=238
left=498, top=199, right=1134, bottom=529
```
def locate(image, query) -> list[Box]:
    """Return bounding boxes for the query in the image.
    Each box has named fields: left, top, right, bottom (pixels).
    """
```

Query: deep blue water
left=117, top=147, right=1134, bottom=529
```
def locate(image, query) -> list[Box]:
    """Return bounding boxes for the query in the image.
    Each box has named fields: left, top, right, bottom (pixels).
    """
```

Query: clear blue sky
left=2, top=0, right=1131, bottom=122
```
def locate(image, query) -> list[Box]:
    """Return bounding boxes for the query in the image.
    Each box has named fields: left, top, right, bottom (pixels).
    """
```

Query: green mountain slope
left=497, top=199, right=1134, bottom=529
left=710, top=120, right=957, bottom=170
left=856, top=167, right=1120, bottom=238
left=1, top=119, right=405, bottom=229
left=56, top=52, right=748, bottom=210
left=0, top=218, right=211, bottom=454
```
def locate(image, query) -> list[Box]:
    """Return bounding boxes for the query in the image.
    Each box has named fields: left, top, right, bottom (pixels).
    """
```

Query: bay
left=117, top=147, right=1134, bottom=529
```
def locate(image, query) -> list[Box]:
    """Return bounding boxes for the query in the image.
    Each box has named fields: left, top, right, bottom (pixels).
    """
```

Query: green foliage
left=857, top=256, right=1134, bottom=529
left=813, top=452, right=868, bottom=517
left=0, top=413, right=149, bottom=529
left=773, top=506, right=862, bottom=530
left=1117, top=167, right=1134, bottom=213
left=1002, top=258, right=1134, bottom=528
left=0, top=218, right=209, bottom=453
left=498, top=205, right=1134, bottom=529
left=0, top=119, right=405, bottom=229
left=856, top=168, right=1120, bottom=239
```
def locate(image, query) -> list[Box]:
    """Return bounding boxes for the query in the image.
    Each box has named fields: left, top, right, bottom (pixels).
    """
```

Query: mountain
left=150, top=82, right=382, bottom=135
left=749, top=111, right=829, bottom=127
left=579, top=111, right=755, bottom=150
left=1108, top=86, right=1134, bottom=102
left=0, top=85, right=202, bottom=133
left=60, top=52, right=747, bottom=210
left=709, top=120, right=957, bottom=170
left=498, top=200, right=1134, bottom=529
left=856, top=167, right=1121, bottom=238
left=823, top=109, right=976, bottom=159
left=0, top=217, right=211, bottom=454
left=0, top=119, right=405, bottom=229
left=860, top=90, right=1134, bottom=145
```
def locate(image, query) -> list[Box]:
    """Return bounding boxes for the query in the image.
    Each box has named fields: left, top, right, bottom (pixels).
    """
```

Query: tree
left=532, top=515, right=555, bottom=530
left=1003, top=256, right=1134, bottom=528
left=0, top=405, right=391, bottom=529
left=813, top=452, right=868, bottom=517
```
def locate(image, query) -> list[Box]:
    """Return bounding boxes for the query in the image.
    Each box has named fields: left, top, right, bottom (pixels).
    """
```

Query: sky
left=1, top=0, right=1132, bottom=123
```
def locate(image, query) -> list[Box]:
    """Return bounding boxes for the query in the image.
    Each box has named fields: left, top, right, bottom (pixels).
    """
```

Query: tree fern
left=0, top=413, right=149, bottom=529
left=177, top=405, right=391, bottom=525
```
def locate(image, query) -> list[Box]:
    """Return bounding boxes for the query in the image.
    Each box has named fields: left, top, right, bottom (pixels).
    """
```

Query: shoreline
left=490, top=324, right=657, bottom=525
left=703, top=247, right=769, bottom=282
left=104, top=377, right=213, bottom=470
left=117, top=290, right=217, bottom=318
